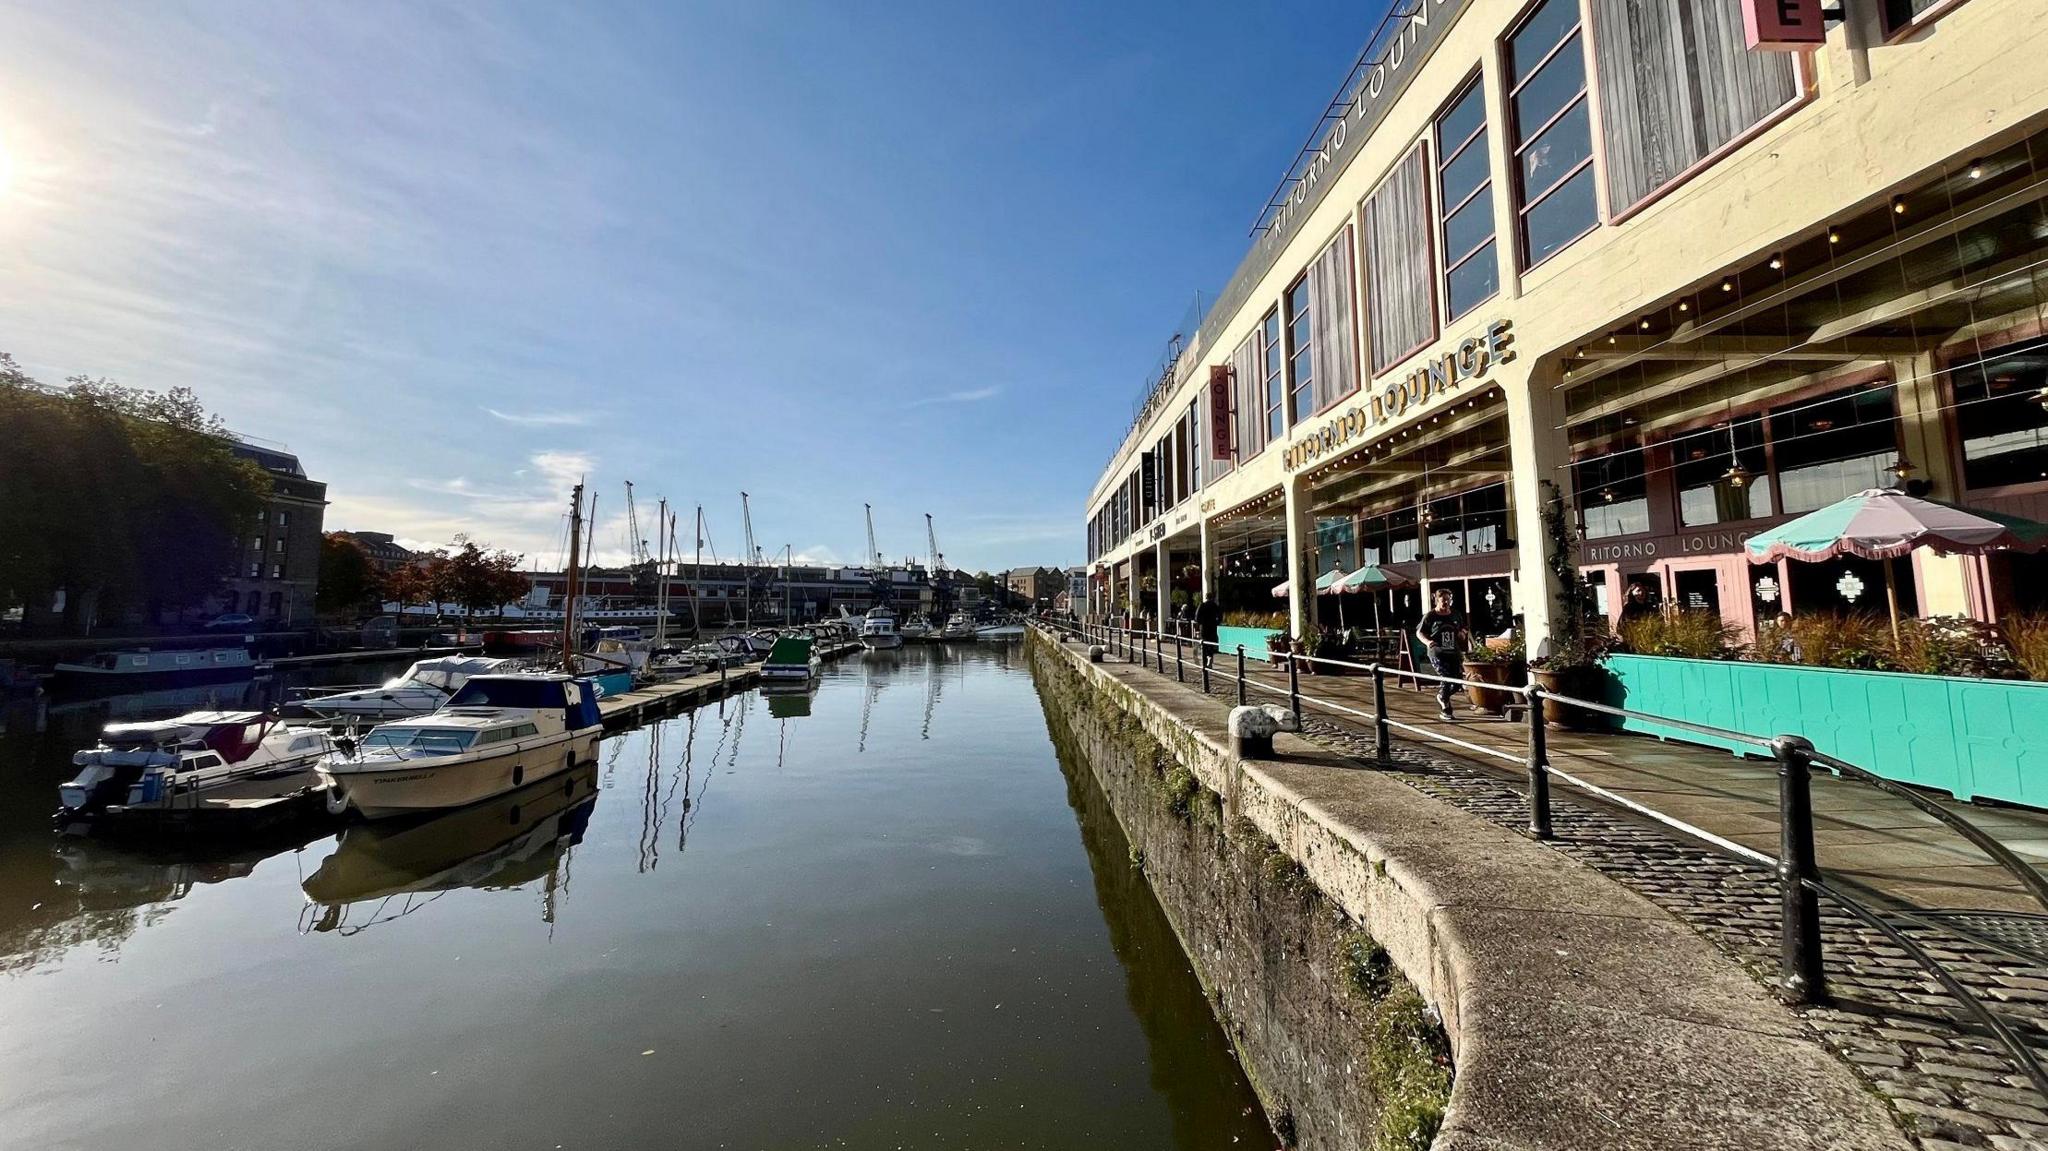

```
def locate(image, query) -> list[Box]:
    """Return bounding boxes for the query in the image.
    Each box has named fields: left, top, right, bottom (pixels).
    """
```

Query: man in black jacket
left=1194, top=594, right=1223, bottom=669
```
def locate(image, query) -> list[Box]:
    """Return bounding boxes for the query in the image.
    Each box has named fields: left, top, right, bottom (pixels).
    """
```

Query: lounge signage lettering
left=1583, top=528, right=1758, bottom=564
left=1284, top=319, right=1514, bottom=471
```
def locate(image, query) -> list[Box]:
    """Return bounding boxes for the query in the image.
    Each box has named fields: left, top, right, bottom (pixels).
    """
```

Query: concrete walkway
left=1186, top=652, right=2048, bottom=916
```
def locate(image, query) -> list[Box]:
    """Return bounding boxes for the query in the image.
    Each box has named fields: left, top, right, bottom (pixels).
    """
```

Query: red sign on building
left=1207, top=365, right=1233, bottom=461
left=1741, top=0, right=1825, bottom=50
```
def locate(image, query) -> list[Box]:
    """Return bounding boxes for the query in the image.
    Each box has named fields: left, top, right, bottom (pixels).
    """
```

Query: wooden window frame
left=1502, top=0, right=1598, bottom=273
left=1261, top=308, right=1287, bottom=442
left=1882, top=0, right=1972, bottom=41
left=1284, top=274, right=1315, bottom=427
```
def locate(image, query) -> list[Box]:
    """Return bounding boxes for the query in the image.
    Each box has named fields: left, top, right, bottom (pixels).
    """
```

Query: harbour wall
left=1026, top=629, right=1912, bottom=1151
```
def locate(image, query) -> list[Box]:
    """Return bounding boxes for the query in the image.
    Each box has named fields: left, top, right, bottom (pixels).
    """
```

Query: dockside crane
left=742, top=492, right=776, bottom=626
left=865, top=504, right=893, bottom=608
left=625, top=481, right=658, bottom=598
left=926, top=513, right=954, bottom=621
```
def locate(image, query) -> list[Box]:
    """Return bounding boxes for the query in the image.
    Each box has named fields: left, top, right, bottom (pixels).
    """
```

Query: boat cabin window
left=179, top=752, right=226, bottom=773
left=289, top=735, right=325, bottom=753
left=476, top=722, right=541, bottom=745
left=363, top=727, right=479, bottom=754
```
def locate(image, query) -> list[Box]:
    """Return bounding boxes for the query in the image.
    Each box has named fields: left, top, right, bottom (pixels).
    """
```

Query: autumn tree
left=442, top=537, right=531, bottom=619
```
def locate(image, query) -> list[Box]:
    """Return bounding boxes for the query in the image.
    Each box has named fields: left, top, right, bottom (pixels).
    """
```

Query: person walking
left=1415, top=589, right=1469, bottom=721
left=1194, top=594, right=1223, bottom=669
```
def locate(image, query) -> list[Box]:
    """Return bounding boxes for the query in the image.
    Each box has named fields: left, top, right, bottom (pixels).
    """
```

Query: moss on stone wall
left=1027, top=630, right=1454, bottom=1151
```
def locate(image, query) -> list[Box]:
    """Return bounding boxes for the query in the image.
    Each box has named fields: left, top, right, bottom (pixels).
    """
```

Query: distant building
left=222, top=443, right=327, bottom=625
left=1006, top=567, right=1064, bottom=606
left=334, top=530, right=417, bottom=573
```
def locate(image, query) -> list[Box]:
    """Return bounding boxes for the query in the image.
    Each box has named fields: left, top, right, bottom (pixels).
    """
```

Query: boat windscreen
left=364, top=727, right=478, bottom=754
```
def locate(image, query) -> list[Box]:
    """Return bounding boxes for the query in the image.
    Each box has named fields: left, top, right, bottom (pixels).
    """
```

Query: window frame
left=1939, top=321, right=2048, bottom=500
left=1501, top=0, right=1599, bottom=272
left=1359, top=140, right=1442, bottom=379
left=1433, top=70, right=1500, bottom=323
left=1881, top=0, right=1971, bottom=41
left=1261, top=308, right=1286, bottom=442
left=1284, top=275, right=1315, bottom=426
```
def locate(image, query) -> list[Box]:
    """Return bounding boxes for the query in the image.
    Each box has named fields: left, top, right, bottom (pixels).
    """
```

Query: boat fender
left=512, top=764, right=524, bottom=787
left=324, top=787, right=348, bottom=816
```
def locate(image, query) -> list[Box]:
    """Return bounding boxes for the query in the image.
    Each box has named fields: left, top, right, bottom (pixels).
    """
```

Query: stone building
left=222, top=442, right=327, bottom=625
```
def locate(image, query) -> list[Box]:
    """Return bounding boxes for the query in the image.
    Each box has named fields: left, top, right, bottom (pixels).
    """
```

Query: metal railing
left=1042, top=617, right=2048, bottom=1096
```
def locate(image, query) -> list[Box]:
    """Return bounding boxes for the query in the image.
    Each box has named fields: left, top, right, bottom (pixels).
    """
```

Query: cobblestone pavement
left=1111, top=643, right=2048, bottom=1150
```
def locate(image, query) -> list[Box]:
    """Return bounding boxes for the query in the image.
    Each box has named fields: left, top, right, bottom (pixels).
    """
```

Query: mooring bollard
left=1236, top=645, right=1247, bottom=707
left=1287, top=653, right=1301, bottom=730
left=1524, top=679, right=1552, bottom=840
left=1774, top=734, right=1826, bottom=1005
left=1370, top=663, right=1391, bottom=766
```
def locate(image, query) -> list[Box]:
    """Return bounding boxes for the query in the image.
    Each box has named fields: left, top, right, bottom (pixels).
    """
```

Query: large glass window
left=1574, top=444, right=1650, bottom=538
left=1286, top=279, right=1315, bottom=424
left=1262, top=310, right=1285, bottom=442
left=1386, top=506, right=1420, bottom=564
left=1882, top=0, right=1956, bottom=36
left=1435, top=75, right=1497, bottom=321
left=1676, top=416, right=1772, bottom=527
left=1506, top=0, right=1597, bottom=268
left=1771, top=388, right=1900, bottom=514
left=1955, top=347, right=2048, bottom=490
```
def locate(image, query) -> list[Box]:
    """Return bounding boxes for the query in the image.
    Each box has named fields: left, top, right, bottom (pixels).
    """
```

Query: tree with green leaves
left=0, top=353, right=272, bottom=633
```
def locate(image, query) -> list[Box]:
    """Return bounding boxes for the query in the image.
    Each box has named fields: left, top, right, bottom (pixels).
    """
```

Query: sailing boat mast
left=692, top=504, right=705, bottom=638
left=741, top=492, right=758, bottom=630
left=654, top=497, right=669, bottom=647
left=560, top=483, right=584, bottom=674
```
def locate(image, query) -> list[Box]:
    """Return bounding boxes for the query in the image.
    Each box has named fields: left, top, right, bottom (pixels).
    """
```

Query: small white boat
left=937, top=613, right=978, bottom=641
left=58, top=711, right=332, bottom=816
left=759, top=635, right=822, bottom=683
left=859, top=607, right=903, bottom=650
left=318, top=674, right=603, bottom=820
left=974, top=621, right=1026, bottom=640
left=52, top=647, right=262, bottom=691
left=294, top=655, right=506, bottom=721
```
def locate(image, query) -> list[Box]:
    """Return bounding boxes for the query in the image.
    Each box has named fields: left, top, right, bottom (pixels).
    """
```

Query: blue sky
left=1, top=0, right=1377, bottom=571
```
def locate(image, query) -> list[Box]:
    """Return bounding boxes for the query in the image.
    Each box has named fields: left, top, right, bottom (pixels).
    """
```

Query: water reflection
left=301, top=764, right=598, bottom=934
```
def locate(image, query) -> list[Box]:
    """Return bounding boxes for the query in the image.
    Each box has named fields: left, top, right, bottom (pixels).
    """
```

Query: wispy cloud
left=908, top=385, right=999, bottom=407
left=486, top=407, right=591, bottom=427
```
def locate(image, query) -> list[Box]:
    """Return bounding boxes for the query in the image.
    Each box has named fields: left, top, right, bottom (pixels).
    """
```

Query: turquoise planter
left=1216, top=626, right=1281, bottom=663
left=1602, top=653, right=2048, bottom=807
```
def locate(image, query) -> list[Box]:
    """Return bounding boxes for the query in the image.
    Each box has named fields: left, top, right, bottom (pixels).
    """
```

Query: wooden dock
left=593, top=640, right=864, bottom=728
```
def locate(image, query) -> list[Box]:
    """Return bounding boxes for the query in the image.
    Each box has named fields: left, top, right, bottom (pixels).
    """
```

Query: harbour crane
left=741, top=492, right=775, bottom=626
left=864, top=504, right=893, bottom=608
left=625, top=481, right=658, bottom=598
left=926, top=513, right=955, bottom=620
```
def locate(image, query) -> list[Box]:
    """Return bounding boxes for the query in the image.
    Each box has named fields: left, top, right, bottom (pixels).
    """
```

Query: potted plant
left=1461, top=631, right=1525, bottom=715
left=1529, top=635, right=1613, bottom=728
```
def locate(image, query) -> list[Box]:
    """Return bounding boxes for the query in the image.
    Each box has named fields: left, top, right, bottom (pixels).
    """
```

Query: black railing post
left=1774, top=734, right=1826, bottom=1006
left=1287, top=651, right=1302, bottom=729
left=1524, top=680, right=1552, bottom=839
left=1370, top=663, right=1391, bottom=766
left=1236, top=645, right=1247, bottom=707
left=1155, top=630, right=1164, bottom=674
left=1200, top=642, right=1211, bottom=693
left=1174, top=632, right=1184, bottom=682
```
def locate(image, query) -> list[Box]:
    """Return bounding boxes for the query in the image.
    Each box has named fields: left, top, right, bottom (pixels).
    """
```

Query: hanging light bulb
left=1768, top=253, right=1784, bottom=270
left=1721, top=279, right=1735, bottom=293
left=1828, top=228, right=1842, bottom=245
left=1892, top=198, right=1908, bottom=215
left=2034, top=386, right=2048, bottom=414
left=1886, top=457, right=1918, bottom=487
left=1723, top=461, right=1753, bottom=489
left=1600, top=487, right=1616, bottom=504
left=1967, top=160, right=1984, bottom=180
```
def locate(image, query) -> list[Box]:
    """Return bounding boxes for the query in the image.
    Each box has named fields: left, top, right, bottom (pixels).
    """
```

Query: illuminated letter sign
left=1742, top=0, right=1825, bottom=49
left=1208, top=364, right=1234, bottom=461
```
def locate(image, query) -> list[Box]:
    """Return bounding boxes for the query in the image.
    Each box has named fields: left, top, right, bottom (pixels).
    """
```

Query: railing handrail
left=1044, top=617, right=2048, bottom=1098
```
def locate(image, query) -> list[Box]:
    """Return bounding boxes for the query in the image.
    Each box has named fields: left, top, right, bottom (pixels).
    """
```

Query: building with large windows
left=1086, top=0, right=2048, bottom=646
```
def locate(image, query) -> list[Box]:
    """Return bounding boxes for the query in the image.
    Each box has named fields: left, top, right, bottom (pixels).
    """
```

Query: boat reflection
left=300, top=763, right=598, bottom=933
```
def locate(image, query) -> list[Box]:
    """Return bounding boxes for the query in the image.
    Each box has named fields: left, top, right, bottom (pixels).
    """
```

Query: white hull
left=323, top=729, right=600, bottom=820
left=859, top=633, right=903, bottom=649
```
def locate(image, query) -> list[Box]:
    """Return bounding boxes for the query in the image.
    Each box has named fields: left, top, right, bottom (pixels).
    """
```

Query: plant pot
left=1532, top=666, right=1602, bottom=729
left=1464, top=660, right=1519, bottom=714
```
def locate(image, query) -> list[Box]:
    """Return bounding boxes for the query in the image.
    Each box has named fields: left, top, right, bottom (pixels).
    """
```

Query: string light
left=1768, top=253, right=1784, bottom=270
left=1967, top=160, right=1984, bottom=180
left=1720, top=279, right=1734, bottom=293
left=1892, top=198, right=1908, bottom=215
left=1828, top=228, right=1841, bottom=244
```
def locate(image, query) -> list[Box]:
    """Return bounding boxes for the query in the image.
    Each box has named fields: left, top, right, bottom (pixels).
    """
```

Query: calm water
left=0, top=644, right=1266, bottom=1150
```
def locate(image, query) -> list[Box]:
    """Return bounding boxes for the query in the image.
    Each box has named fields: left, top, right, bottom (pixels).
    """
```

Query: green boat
left=759, top=635, right=820, bottom=683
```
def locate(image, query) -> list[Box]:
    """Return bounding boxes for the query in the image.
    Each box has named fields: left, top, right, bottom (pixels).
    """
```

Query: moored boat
left=759, top=635, right=821, bottom=683
left=318, top=674, right=603, bottom=820
left=51, top=647, right=263, bottom=692
left=290, top=655, right=506, bottom=721
left=57, top=711, right=333, bottom=820
left=859, top=607, right=903, bottom=650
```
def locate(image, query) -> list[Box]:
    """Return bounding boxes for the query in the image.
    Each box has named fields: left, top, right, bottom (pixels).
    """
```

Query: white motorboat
left=318, top=674, right=603, bottom=820
left=859, top=607, right=903, bottom=649
left=937, top=613, right=978, bottom=641
left=293, top=655, right=506, bottom=721
left=58, top=711, right=333, bottom=816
